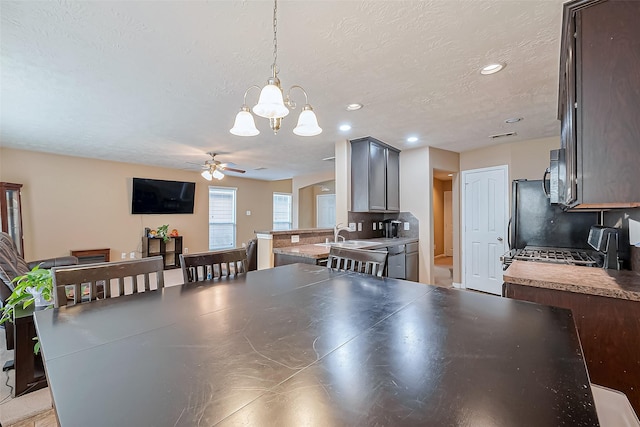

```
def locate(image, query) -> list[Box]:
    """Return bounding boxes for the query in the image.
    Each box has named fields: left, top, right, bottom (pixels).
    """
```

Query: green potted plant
left=0, top=264, right=53, bottom=353
left=156, top=224, right=170, bottom=243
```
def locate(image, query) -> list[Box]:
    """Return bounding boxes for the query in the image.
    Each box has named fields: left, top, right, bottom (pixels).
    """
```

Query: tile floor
left=433, top=256, right=453, bottom=287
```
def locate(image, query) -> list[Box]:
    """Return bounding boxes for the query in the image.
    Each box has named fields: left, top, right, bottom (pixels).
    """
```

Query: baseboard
left=452, top=282, right=464, bottom=289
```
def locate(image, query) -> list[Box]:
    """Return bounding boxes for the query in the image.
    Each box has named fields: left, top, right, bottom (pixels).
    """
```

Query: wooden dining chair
left=327, top=246, right=389, bottom=277
left=179, top=249, right=248, bottom=283
left=52, top=256, right=165, bottom=307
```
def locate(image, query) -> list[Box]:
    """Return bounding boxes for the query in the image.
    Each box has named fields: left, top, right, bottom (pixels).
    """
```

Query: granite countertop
left=503, top=260, right=640, bottom=301
left=273, top=237, right=419, bottom=260
left=255, top=228, right=333, bottom=236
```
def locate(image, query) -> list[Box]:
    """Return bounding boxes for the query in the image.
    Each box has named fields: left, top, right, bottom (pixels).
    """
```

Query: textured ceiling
left=0, top=0, right=564, bottom=180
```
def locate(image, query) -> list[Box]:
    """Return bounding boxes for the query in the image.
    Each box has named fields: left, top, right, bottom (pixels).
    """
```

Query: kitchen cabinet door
left=558, top=0, right=640, bottom=209
left=368, top=141, right=387, bottom=211
left=386, top=148, right=400, bottom=211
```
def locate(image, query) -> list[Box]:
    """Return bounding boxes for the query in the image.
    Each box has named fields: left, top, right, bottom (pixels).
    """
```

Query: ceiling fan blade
left=220, top=167, right=246, bottom=174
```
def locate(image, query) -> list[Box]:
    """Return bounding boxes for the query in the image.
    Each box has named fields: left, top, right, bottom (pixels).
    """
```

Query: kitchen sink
left=314, top=240, right=378, bottom=249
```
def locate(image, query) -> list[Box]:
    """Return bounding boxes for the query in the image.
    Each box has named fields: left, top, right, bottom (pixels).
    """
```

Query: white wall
left=334, top=139, right=350, bottom=227
left=399, top=147, right=432, bottom=283
left=460, top=136, right=559, bottom=182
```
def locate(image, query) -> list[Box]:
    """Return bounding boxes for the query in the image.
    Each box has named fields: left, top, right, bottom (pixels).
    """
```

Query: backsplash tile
left=347, top=211, right=419, bottom=239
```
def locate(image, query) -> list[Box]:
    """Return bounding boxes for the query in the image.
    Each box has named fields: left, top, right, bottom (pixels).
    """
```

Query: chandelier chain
left=272, top=0, right=278, bottom=75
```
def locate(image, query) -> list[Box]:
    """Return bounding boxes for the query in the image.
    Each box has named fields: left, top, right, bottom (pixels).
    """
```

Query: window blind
left=209, top=187, right=236, bottom=250
left=273, top=193, right=292, bottom=230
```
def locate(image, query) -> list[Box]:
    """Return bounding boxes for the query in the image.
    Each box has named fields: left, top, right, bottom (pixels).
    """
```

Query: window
left=273, top=193, right=292, bottom=230
left=209, top=187, right=236, bottom=250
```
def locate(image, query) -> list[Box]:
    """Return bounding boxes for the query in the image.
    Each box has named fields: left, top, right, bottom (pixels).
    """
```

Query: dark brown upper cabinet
left=558, top=0, right=640, bottom=209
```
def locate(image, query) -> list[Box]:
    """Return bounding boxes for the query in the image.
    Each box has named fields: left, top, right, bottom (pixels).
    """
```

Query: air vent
left=489, top=132, right=517, bottom=139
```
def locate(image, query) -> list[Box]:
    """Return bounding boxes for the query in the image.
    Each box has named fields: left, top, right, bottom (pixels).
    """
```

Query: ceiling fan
left=198, top=152, right=246, bottom=181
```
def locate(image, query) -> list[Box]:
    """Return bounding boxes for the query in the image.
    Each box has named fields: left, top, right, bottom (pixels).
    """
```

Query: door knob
left=497, top=237, right=503, bottom=242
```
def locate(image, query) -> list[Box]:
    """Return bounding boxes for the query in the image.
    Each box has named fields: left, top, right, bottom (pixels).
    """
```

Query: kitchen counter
left=503, top=260, right=640, bottom=302
left=255, top=228, right=333, bottom=236
left=504, top=260, right=640, bottom=415
left=273, top=237, right=419, bottom=260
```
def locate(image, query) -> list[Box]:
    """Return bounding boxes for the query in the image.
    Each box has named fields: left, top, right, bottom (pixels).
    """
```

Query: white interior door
left=444, top=191, right=453, bottom=257
left=462, top=166, right=508, bottom=295
left=316, top=194, right=336, bottom=228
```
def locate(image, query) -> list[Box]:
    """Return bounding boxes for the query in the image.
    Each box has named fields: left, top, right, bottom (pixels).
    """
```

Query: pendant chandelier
left=230, top=0, right=322, bottom=137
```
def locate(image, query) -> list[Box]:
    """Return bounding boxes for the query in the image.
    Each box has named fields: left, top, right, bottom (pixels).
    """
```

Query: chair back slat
left=52, top=256, right=165, bottom=307
left=179, top=249, right=247, bottom=283
left=327, top=247, right=388, bottom=277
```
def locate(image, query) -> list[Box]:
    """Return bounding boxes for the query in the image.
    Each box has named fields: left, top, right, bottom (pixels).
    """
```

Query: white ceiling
left=0, top=0, right=564, bottom=181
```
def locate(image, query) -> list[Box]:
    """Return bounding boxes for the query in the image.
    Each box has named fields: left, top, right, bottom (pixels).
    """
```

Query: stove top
left=501, top=246, right=599, bottom=269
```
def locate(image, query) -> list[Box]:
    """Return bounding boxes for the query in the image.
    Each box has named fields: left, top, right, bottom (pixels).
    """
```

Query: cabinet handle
left=542, top=168, right=551, bottom=198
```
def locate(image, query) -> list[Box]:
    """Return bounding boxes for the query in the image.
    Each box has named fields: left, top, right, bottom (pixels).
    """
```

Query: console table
left=70, top=248, right=110, bottom=264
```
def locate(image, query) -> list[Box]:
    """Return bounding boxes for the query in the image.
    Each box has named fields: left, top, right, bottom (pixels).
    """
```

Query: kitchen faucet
left=334, top=223, right=350, bottom=243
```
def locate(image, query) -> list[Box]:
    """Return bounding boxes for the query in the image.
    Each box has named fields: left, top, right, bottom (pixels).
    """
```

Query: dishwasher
left=386, top=244, right=405, bottom=279
left=385, top=242, right=419, bottom=281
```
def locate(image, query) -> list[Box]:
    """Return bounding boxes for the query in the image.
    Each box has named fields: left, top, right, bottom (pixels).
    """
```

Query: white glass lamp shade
left=230, top=110, right=259, bottom=136
left=212, top=169, right=225, bottom=180
left=253, top=84, right=289, bottom=119
left=201, top=170, right=213, bottom=181
left=293, top=107, right=322, bottom=136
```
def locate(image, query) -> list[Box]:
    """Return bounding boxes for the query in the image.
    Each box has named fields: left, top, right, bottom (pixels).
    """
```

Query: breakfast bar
left=34, top=263, right=598, bottom=426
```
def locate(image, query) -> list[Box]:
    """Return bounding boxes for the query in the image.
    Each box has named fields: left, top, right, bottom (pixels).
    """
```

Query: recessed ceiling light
left=346, top=103, right=363, bottom=111
left=505, top=117, right=524, bottom=124
left=339, top=124, right=352, bottom=131
left=407, top=136, right=418, bottom=143
left=480, top=63, right=506, bottom=75
left=447, top=174, right=453, bottom=177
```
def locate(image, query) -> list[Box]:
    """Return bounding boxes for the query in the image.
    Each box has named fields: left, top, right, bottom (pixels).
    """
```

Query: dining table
left=34, top=263, right=599, bottom=426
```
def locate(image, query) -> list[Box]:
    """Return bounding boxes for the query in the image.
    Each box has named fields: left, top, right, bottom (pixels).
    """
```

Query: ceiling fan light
left=201, top=170, right=213, bottom=181
left=230, top=110, right=260, bottom=136
left=293, top=106, right=322, bottom=136
left=212, top=169, right=225, bottom=180
left=253, top=84, right=289, bottom=119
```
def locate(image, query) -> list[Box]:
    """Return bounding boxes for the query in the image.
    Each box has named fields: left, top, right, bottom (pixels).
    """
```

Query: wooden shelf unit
left=142, top=235, right=182, bottom=270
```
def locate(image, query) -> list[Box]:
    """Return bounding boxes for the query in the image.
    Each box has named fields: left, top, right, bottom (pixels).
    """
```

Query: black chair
left=327, top=246, right=388, bottom=277
left=52, top=256, right=165, bottom=307
left=180, top=249, right=248, bottom=283
left=245, top=238, right=257, bottom=272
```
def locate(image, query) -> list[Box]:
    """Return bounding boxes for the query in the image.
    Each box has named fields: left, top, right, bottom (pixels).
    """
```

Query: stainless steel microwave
left=545, top=148, right=565, bottom=205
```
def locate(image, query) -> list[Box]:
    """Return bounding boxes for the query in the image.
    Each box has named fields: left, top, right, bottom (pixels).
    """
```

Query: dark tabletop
left=34, top=264, right=599, bottom=426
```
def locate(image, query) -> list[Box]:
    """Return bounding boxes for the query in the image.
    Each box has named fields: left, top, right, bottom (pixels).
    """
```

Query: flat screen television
left=131, top=178, right=195, bottom=214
